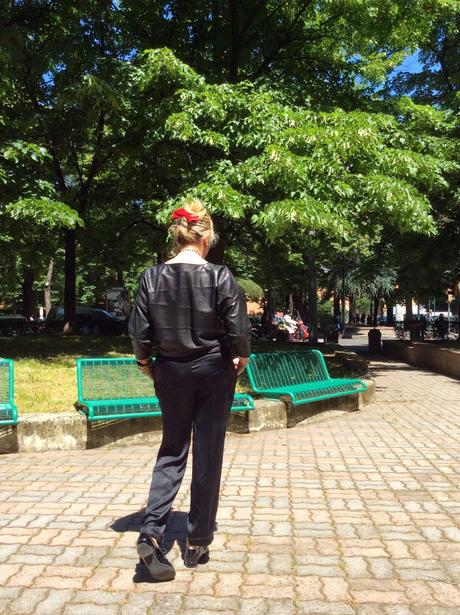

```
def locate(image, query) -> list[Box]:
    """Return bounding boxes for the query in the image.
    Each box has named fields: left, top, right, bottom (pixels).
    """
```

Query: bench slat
left=247, top=351, right=366, bottom=406
left=0, top=360, right=18, bottom=425
left=76, top=358, right=254, bottom=421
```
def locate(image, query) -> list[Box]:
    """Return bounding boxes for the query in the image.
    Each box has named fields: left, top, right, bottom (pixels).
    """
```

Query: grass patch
left=0, top=336, right=361, bottom=414
left=1, top=336, right=135, bottom=415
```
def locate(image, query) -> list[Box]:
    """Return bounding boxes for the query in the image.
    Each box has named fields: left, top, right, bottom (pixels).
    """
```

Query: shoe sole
left=137, top=542, right=175, bottom=581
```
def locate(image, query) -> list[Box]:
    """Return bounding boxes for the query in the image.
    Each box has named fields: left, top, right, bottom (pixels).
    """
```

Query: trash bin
left=325, top=326, right=339, bottom=343
left=368, top=328, right=382, bottom=353
left=406, top=321, right=421, bottom=342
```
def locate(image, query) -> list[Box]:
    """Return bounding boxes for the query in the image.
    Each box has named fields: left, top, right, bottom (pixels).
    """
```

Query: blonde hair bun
left=169, top=197, right=215, bottom=256
left=182, top=197, right=207, bottom=220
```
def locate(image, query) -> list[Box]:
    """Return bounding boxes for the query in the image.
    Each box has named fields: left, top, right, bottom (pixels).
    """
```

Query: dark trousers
left=140, top=345, right=237, bottom=546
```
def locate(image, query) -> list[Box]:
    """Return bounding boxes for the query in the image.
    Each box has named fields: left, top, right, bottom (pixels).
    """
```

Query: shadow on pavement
left=111, top=510, right=191, bottom=584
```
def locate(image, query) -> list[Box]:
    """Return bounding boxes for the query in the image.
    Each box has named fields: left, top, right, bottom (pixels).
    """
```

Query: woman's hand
left=137, top=358, right=154, bottom=380
left=233, top=356, right=249, bottom=376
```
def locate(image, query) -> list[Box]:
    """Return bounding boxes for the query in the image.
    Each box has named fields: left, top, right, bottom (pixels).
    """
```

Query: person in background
left=334, top=313, right=342, bottom=334
left=435, top=313, right=448, bottom=340
left=296, top=319, right=309, bottom=341
left=283, top=311, right=298, bottom=339
left=129, top=198, right=252, bottom=582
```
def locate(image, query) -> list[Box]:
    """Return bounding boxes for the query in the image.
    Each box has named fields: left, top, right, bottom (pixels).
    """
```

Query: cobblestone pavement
left=0, top=357, right=459, bottom=615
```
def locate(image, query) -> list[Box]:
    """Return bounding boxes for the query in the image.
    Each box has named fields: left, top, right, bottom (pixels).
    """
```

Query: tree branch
left=77, top=110, right=106, bottom=213
left=240, top=0, right=267, bottom=38
left=251, top=0, right=314, bottom=79
left=116, top=219, right=157, bottom=241
left=229, top=0, right=240, bottom=82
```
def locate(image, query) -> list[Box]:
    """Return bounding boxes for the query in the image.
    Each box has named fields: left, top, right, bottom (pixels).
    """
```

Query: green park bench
left=0, top=358, right=18, bottom=426
left=246, top=350, right=367, bottom=405
left=76, top=357, right=254, bottom=421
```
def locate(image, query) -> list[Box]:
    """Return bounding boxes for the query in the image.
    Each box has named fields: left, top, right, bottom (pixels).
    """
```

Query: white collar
left=164, top=253, right=207, bottom=264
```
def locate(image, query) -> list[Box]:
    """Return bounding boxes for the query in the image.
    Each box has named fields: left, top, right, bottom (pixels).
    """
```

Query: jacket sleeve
left=217, top=267, right=252, bottom=358
left=128, top=272, right=155, bottom=361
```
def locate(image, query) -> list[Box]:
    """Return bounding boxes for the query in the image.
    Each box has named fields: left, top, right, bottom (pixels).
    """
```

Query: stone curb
left=0, top=379, right=374, bottom=455
left=382, top=340, right=460, bottom=380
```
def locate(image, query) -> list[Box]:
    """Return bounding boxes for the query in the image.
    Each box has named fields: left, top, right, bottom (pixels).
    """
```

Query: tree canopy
left=1, top=1, right=459, bottom=326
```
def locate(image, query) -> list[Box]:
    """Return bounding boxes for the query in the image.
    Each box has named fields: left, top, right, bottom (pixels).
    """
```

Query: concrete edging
left=382, top=340, right=460, bottom=380
left=0, top=379, right=375, bottom=455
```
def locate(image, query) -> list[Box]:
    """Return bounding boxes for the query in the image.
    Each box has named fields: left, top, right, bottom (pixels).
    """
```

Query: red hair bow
left=172, top=207, right=200, bottom=222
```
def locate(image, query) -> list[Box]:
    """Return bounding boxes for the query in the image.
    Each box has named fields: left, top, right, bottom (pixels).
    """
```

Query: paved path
left=0, top=358, right=459, bottom=615
left=338, top=325, right=397, bottom=352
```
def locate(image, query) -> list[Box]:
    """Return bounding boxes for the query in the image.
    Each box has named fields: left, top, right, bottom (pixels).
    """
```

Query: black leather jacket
left=129, top=262, right=252, bottom=360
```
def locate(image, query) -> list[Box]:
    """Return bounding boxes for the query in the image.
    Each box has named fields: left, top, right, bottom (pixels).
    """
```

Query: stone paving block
left=238, top=598, right=268, bottom=615
left=7, top=588, right=49, bottom=614
left=1, top=356, right=459, bottom=614
left=442, top=559, right=460, bottom=582
left=297, top=600, right=355, bottom=614
left=322, top=576, right=350, bottom=602
left=355, top=606, right=414, bottom=615
left=351, top=589, right=409, bottom=605
left=214, top=572, right=243, bottom=597
left=0, top=597, right=14, bottom=614
left=242, top=573, right=294, bottom=599
left=0, top=587, right=21, bottom=600
left=6, top=564, right=48, bottom=587
left=186, top=571, right=218, bottom=595
left=295, top=575, right=323, bottom=600
left=183, top=595, right=240, bottom=610
left=428, top=581, right=460, bottom=606
left=0, top=564, right=22, bottom=584
left=35, top=589, right=75, bottom=615
left=0, top=544, right=19, bottom=562
left=269, top=553, right=294, bottom=574
left=245, top=553, right=269, bottom=574
left=64, top=605, right=120, bottom=615
left=203, top=558, right=247, bottom=573
left=73, top=590, right=127, bottom=605
left=296, top=563, right=343, bottom=576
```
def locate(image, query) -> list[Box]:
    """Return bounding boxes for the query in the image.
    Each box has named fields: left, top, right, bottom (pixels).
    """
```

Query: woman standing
left=129, top=198, right=251, bottom=582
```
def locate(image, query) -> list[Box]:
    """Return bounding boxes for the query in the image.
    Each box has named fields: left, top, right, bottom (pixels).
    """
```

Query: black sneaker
left=136, top=533, right=175, bottom=581
left=183, top=539, right=210, bottom=568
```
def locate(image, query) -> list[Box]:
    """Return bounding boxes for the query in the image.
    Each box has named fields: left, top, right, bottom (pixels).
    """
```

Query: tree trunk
left=307, top=253, right=318, bottom=343
left=207, top=217, right=226, bottom=264
left=341, top=268, right=346, bottom=328
left=64, top=229, right=77, bottom=334
left=333, top=291, right=340, bottom=317
left=341, top=291, right=346, bottom=331
left=372, top=296, right=379, bottom=326
left=348, top=293, right=354, bottom=324
left=292, top=292, right=302, bottom=319
left=229, top=0, right=240, bottom=82
left=116, top=269, right=124, bottom=286
left=293, top=290, right=308, bottom=324
left=22, top=267, right=35, bottom=319
left=44, top=259, right=54, bottom=317
left=386, top=297, right=394, bottom=325
left=260, top=242, right=274, bottom=334
left=404, top=294, right=413, bottom=321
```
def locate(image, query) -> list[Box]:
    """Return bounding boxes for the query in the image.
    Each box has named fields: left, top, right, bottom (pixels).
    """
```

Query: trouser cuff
left=139, top=523, right=164, bottom=544
left=187, top=533, right=213, bottom=547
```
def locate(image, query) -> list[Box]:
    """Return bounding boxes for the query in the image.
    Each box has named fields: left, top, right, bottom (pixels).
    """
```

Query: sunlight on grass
left=2, top=336, right=135, bottom=415
left=15, top=358, right=78, bottom=414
